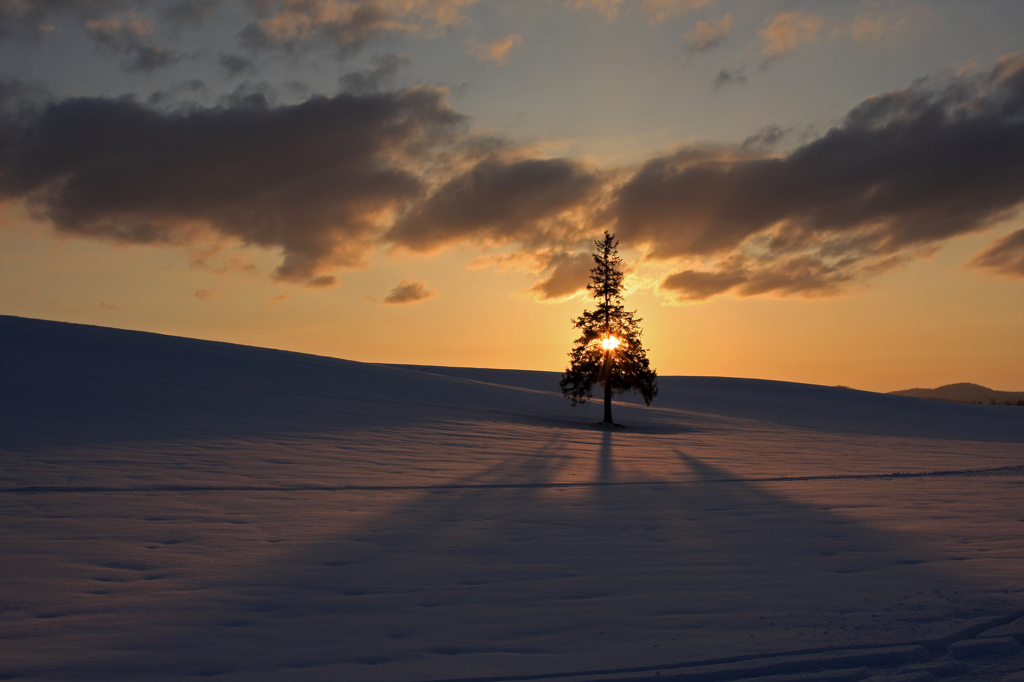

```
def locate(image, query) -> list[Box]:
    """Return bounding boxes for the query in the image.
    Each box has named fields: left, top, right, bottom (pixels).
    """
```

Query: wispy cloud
left=1, top=0, right=479, bottom=52
left=845, top=9, right=921, bottom=42
left=85, top=12, right=178, bottom=72
left=239, top=0, right=478, bottom=54
left=682, top=13, right=732, bottom=54
left=218, top=53, right=256, bottom=78
left=163, top=0, right=219, bottom=26
left=0, top=0, right=112, bottom=39
left=759, top=12, right=824, bottom=62
left=194, top=287, right=219, bottom=300
left=566, top=0, right=626, bottom=22
left=739, top=124, right=788, bottom=151
left=969, top=228, right=1024, bottom=278
left=712, top=67, right=746, bottom=90
left=469, top=34, right=522, bottom=66
left=339, top=52, right=410, bottom=93
left=642, top=0, right=712, bottom=25
left=568, top=0, right=712, bottom=24
left=382, top=279, right=435, bottom=304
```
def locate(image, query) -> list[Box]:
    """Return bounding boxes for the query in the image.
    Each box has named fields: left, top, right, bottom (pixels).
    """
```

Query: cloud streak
left=643, top=0, right=712, bottom=25
left=712, top=67, right=746, bottom=90
left=0, top=0, right=479, bottom=55
left=759, top=12, right=824, bottom=62
left=85, top=11, right=179, bottom=72
left=339, top=52, right=411, bottom=93
left=239, top=0, right=476, bottom=54
left=969, top=228, right=1024, bottom=278
left=682, top=14, right=732, bottom=54
left=0, top=0, right=118, bottom=39
left=382, top=278, right=435, bottom=304
left=469, top=33, right=522, bottom=66
left=846, top=9, right=921, bottom=43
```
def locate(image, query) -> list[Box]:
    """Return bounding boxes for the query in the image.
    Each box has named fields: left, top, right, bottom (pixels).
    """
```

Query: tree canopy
left=559, top=232, right=657, bottom=424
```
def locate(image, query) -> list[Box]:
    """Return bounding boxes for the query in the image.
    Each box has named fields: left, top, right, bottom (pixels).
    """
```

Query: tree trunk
left=603, top=379, right=613, bottom=424
left=602, top=351, right=613, bottom=424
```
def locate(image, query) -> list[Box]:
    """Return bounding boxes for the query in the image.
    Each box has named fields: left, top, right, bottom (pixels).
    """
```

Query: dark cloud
left=218, top=80, right=276, bottom=108
left=340, top=53, right=411, bottom=94
left=382, top=279, right=435, bottom=304
left=529, top=252, right=594, bottom=300
left=0, top=78, right=50, bottom=112
left=740, top=124, right=788, bottom=151
left=712, top=68, right=747, bottom=90
left=608, top=54, right=1024, bottom=300
left=661, top=267, right=747, bottom=301
left=126, top=41, right=178, bottom=71
left=386, top=156, right=603, bottom=253
left=218, top=53, right=256, bottom=78
left=146, top=78, right=208, bottom=108
left=163, top=0, right=219, bottom=25
left=660, top=252, right=905, bottom=301
left=0, top=82, right=465, bottom=284
left=969, top=228, right=1024, bottom=278
left=305, top=274, right=337, bottom=288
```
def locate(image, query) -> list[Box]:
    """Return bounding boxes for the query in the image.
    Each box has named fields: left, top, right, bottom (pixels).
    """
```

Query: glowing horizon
left=1, top=1, right=1023, bottom=393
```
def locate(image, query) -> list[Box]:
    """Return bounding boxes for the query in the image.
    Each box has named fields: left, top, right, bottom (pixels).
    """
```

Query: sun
left=600, top=335, right=620, bottom=351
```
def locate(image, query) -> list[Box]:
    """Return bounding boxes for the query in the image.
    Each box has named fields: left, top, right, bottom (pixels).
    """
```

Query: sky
left=1, top=0, right=1023, bottom=393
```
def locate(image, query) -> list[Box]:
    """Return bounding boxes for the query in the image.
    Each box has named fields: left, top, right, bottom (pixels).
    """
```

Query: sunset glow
left=1, top=2, right=1022, bottom=391
left=600, top=336, right=621, bottom=351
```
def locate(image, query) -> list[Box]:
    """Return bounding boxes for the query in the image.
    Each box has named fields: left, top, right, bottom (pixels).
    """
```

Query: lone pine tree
left=560, top=232, right=657, bottom=424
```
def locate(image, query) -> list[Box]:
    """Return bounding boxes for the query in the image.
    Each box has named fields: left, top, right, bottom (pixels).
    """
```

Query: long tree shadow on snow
left=37, top=430, right=1024, bottom=681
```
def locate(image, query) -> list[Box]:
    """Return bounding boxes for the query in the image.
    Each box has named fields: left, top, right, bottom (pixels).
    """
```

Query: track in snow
left=6, top=464, right=1023, bottom=495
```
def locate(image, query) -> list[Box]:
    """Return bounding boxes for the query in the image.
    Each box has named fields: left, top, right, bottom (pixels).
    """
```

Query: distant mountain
left=890, top=382, right=1024, bottom=406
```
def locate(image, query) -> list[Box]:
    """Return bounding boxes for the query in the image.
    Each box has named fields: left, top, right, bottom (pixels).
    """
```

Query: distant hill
left=890, top=382, right=1024, bottom=406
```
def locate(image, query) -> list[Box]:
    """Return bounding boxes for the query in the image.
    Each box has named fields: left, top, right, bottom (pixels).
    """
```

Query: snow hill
left=890, top=382, right=1024, bottom=406
left=2, top=314, right=1024, bottom=682
left=2, top=313, right=1022, bottom=451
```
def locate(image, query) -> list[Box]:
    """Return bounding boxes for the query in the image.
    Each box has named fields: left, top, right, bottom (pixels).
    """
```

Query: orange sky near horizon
left=3, top=202, right=1022, bottom=394
left=1, top=1, right=1023, bottom=394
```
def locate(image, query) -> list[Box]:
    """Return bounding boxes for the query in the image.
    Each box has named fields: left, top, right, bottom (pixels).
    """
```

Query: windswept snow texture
left=2, top=314, right=1024, bottom=681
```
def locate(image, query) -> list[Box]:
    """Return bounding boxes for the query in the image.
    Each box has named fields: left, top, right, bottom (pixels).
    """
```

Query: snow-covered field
left=2, top=315, right=1023, bottom=681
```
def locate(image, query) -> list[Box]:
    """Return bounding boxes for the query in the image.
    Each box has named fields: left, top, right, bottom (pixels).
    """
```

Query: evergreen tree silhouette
left=560, top=232, right=657, bottom=424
